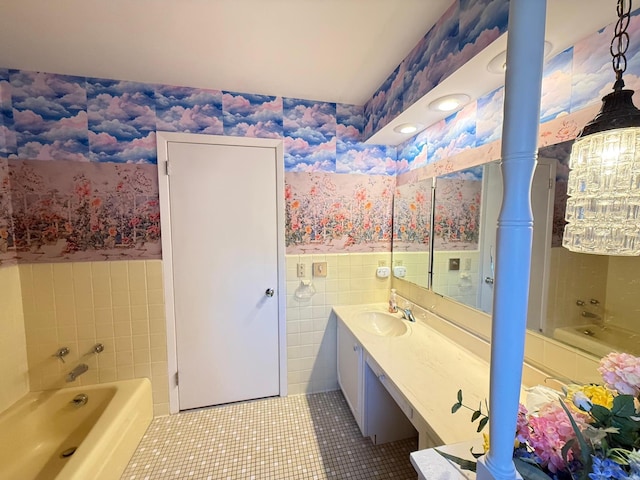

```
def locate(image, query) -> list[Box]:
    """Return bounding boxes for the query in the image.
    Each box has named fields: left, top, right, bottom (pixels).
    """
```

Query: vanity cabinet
left=337, top=318, right=365, bottom=434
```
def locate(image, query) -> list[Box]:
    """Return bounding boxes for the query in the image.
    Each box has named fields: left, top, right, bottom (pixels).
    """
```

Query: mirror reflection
left=431, top=166, right=483, bottom=308
left=391, top=141, right=640, bottom=358
left=392, top=177, right=432, bottom=288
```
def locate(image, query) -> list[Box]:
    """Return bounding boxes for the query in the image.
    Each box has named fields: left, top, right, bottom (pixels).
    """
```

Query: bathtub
left=0, top=378, right=153, bottom=480
left=553, top=324, right=640, bottom=357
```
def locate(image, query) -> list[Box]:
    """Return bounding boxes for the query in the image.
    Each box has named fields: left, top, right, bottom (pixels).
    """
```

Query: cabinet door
left=337, top=319, right=364, bottom=433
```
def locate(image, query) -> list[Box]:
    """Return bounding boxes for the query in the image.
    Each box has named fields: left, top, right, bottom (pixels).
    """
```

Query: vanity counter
left=333, top=303, right=495, bottom=447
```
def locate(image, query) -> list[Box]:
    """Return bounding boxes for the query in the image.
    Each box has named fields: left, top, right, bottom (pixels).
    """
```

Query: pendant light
left=563, top=0, right=640, bottom=255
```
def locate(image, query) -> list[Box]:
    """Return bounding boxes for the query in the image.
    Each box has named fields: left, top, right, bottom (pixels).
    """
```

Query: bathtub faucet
left=66, top=363, right=89, bottom=382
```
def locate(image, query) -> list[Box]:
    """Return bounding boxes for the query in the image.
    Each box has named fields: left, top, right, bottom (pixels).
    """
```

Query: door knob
left=265, top=288, right=275, bottom=297
left=485, top=277, right=494, bottom=285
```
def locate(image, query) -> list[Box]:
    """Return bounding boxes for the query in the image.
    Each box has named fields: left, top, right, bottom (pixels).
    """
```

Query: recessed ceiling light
left=393, top=123, right=421, bottom=134
left=428, top=94, right=470, bottom=112
left=487, top=41, right=553, bottom=74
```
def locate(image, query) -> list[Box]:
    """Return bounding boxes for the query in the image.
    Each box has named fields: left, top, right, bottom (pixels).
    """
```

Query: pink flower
left=516, top=403, right=530, bottom=443
left=526, top=402, right=588, bottom=473
left=598, top=352, right=640, bottom=396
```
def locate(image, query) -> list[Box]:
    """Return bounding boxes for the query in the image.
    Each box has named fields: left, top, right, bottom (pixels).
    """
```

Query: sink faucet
left=400, top=307, right=416, bottom=323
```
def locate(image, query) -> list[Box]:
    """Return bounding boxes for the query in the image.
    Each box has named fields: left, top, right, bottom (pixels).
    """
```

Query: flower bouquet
left=441, top=352, right=640, bottom=480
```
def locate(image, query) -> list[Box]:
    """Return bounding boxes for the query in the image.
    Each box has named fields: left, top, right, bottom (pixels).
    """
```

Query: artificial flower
left=598, top=352, right=640, bottom=397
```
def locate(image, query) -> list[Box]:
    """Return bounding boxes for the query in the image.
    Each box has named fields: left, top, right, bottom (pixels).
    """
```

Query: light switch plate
left=312, top=262, right=327, bottom=277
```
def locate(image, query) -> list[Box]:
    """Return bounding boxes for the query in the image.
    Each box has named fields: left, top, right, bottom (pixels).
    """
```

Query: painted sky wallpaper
left=0, top=69, right=402, bottom=262
left=1, top=6, right=639, bottom=264
left=364, top=0, right=509, bottom=138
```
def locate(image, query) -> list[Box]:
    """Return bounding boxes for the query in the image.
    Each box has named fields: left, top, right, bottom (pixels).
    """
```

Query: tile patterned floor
left=122, top=390, right=418, bottom=480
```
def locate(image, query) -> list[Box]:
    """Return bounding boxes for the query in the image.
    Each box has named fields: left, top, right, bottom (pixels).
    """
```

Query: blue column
left=477, top=1, right=547, bottom=479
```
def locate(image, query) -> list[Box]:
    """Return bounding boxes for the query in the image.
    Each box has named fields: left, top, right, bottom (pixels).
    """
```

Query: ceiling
left=0, top=0, right=622, bottom=142
left=0, top=0, right=452, bottom=105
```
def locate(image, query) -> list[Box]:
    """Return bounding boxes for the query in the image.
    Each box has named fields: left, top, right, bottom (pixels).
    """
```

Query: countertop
left=333, top=303, right=493, bottom=446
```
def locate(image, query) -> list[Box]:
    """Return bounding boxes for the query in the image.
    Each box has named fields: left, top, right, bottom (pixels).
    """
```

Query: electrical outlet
left=464, top=258, right=472, bottom=270
left=297, top=263, right=305, bottom=277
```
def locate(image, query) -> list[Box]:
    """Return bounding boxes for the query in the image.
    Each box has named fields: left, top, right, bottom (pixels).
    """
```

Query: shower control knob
left=265, top=288, right=274, bottom=297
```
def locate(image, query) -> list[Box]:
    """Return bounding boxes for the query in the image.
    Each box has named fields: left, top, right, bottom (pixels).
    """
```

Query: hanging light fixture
left=563, top=0, right=640, bottom=255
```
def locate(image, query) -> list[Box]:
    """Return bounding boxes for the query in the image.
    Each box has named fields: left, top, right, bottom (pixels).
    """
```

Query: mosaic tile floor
left=122, top=390, right=418, bottom=480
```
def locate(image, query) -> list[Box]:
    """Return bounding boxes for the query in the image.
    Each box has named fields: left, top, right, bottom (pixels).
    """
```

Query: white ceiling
left=0, top=0, right=621, bottom=141
left=0, top=0, right=452, bottom=105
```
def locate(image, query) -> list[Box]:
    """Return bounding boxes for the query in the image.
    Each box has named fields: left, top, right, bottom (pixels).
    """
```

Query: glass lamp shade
left=563, top=126, right=640, bottom=255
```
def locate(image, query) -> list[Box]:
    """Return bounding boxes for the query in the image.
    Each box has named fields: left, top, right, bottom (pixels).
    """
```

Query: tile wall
left=391, top=251, right=429, bottom=288
left=0, top=265, right=28, bottom=412
left=545, top=247, right=608, bottom=334
left=285, top=252, right=391, bottom=395
left=9, top=252, right=391, bottom=416
left=431, top=251, right=479, bottom=306
left=605, top=255, right=640, bottom=333
left=19, top=260, right=170, bottom=415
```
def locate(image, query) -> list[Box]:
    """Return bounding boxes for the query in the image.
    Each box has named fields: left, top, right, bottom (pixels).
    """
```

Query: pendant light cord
left=612, top=0, right=632, bottom=90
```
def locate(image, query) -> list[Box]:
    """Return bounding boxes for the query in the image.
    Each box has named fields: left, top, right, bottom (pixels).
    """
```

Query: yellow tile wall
left=20, top=260, right=169, bottom=416
left=0, top=265, right=29, bottom=413
left=605, top=256, right=640, bottom=333
left=285, top=252, right=391, bottom=395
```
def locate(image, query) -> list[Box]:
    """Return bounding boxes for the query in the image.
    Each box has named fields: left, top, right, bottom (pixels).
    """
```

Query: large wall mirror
left=392, top=141, right=640, bottom=358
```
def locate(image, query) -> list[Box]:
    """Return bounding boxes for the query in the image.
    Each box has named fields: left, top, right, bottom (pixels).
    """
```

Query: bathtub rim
left=1, top=378, right=153, bottom=480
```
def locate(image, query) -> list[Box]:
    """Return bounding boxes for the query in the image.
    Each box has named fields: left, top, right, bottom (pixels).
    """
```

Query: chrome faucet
left=400, top=307, right=416, bottom=323
left=66, top=363, right=89, bottom=382
left=70, top=393, right=88, bottom=406
left=581, top=311, right=602, bottom=320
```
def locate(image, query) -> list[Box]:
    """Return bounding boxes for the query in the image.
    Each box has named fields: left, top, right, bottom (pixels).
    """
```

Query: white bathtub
left=553, top=324, right=640, bottom=357
left=0, top=378, right=153, bottom=480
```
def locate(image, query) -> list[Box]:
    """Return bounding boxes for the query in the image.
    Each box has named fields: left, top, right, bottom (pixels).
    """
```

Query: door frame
left=156, top=132, right=287, bottom=414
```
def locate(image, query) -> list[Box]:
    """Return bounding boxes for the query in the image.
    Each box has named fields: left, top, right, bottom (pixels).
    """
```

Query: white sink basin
left=356, top=311, right=409, bottom=337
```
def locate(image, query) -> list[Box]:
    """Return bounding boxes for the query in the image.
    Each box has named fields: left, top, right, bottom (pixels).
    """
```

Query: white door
left=167, top=141, right=280, bottom=410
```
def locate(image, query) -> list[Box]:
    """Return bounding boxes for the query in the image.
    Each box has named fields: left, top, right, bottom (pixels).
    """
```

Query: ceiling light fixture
left=563, top=0, right=640, bottom=256
left=393, top=123, right=420, bottom=134
left=487, top=41, right=553, bottom=74
left=428, top=94, right=470, bottom=112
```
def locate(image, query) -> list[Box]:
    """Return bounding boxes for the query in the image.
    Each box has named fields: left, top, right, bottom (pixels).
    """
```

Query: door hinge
left=549, top=178, right=553, bottom=189
left=174, top=371, right=179, bottom=386
left=165, top=160, right=171, bottom=176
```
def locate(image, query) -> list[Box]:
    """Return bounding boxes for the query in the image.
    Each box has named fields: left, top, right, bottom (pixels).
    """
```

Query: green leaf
left=514, top=457, right=554, bottom=480
left=611, top=395, right=637, bottom=418
left=559, top=400, right=592, bottom=480
left=435, top=449, right=477, bottom=472
left=477, top=416, right=489, bottom=433
left=451, top=402, right=462, bottom=414
left=457, top=389, right=463, bottom=403
left=561, top=438, right=575, bottom=465
left=591, top=405, right=612, bottom=424
left=471, top=410, right=482, bottom=422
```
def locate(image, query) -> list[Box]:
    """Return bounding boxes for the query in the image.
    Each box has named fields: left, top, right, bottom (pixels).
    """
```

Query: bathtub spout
left=581, top=311, right=601, bottom=321
left=66, top=364, right=89, bottom=382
